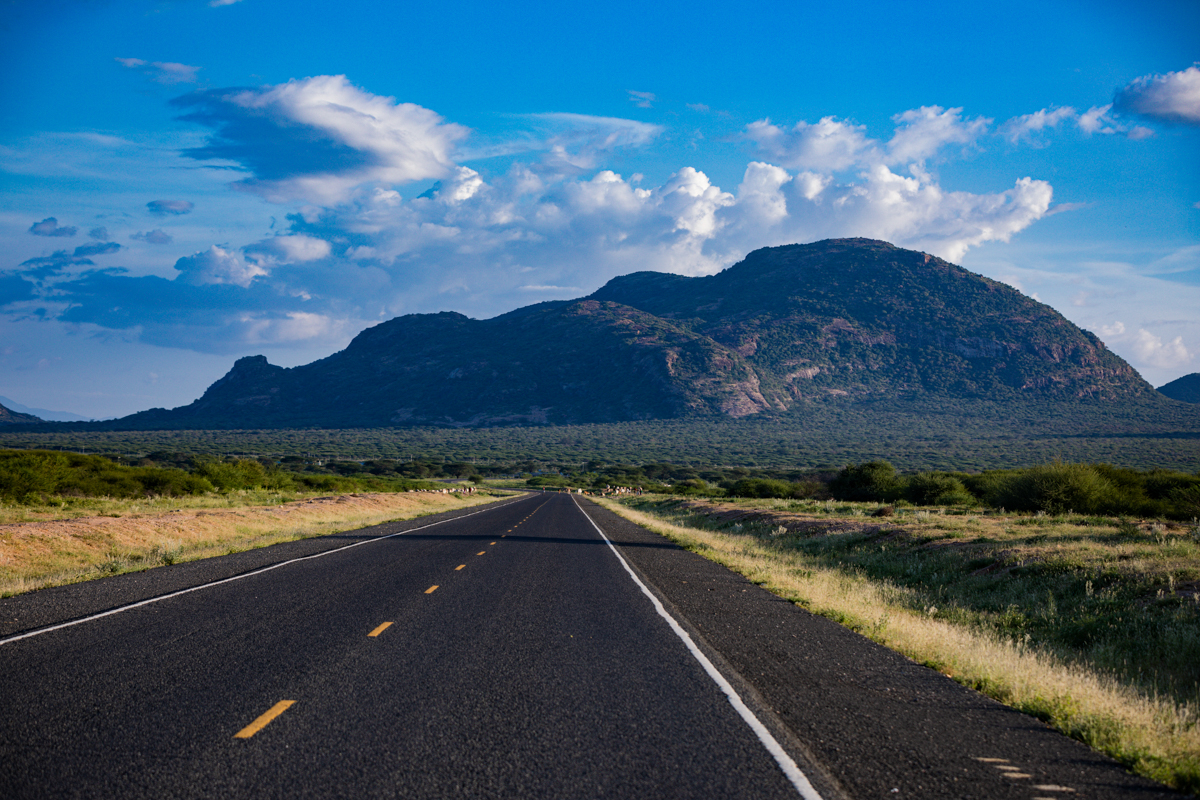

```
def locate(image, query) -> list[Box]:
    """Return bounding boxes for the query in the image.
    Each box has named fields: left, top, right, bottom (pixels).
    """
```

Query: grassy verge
left=0, top=490, right=510, bottom=597
left=595, top=495, right=1200, bottom=794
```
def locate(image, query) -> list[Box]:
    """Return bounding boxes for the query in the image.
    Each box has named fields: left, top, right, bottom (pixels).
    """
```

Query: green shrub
left=1169, top=485, right=1200, bottom=519
left=0, top=450, right=216, bottom=502
left=0, top=450, right=69, bottom=502
left=904, top=472, right=976, bottom=506
left=672, top=478, right=716, bottom=496
left=829, top=461, right=903, bottom=502
left=725, top=478, right=822, bottom=499
left=989, top=462, right=1118, bottom=515
left=192, top=458, right=269, bottom=491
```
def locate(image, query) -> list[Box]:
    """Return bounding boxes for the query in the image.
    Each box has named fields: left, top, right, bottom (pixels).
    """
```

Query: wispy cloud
left=998, top=106, right=1076, bottom=144
left=147, top=199, right=194, bottom=216
left=73, top=241, right=120, bottom=257
left=627, top=90, right=655, bottom=108
left=116, top=58, right=200, bottom=85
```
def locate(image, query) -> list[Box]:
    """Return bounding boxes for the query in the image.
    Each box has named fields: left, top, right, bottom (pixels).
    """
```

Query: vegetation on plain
left=0, top=448, right=473, bottom=506
left=598, top=494, right=1200, bottom=793
left=3, top=394, right=1200, bottom=474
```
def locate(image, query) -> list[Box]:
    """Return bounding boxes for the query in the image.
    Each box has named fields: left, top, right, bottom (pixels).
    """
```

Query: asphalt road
left=0, top=492, right=1182, bottom=799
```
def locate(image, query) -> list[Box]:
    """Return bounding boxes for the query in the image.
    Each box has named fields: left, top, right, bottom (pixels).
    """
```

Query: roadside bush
left=0, top=450, right=69, bottom=502
left=829, top=461, right=903, bottom=502
left=1169, top=485, right=1200, bottom=519
left=0, top=450, right=215, bottom=503
left=904, top=472, right=976, bottom=506
left=725, top=477, right=823, bottom=499
left=985, top=462, right=1118, bottom=515
left=192, top=458, right=270, bottom=491
left=672, top=478, right=716, bottom=496
left=134, top=468, right=214, bottom=496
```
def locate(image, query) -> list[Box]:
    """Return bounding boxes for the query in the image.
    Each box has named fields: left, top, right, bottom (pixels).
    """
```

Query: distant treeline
left=3, top=447, right=1199, bottom=520
left=0, top=450, right=456, bottom=504
left=827, top=460, right=1200, bottom=519
left=3, top=395, right=1200, bottom=473
left=529, top=458, right=1200, bottom=520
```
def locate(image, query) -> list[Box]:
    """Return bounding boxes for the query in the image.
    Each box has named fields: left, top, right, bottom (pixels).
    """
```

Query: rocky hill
left=1159, top=373, right=1200, bottom=404
left=103, top=239, right=1156, bottom=429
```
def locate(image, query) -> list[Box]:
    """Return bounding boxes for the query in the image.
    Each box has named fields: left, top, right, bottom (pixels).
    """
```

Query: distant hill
left=1158, top=374, right=1200, bottom=404
left=92, top=238, right=1157, bottom=430
left=0, top=396, right=93, bottom=422
left=0, top=401, right=43, bottom=425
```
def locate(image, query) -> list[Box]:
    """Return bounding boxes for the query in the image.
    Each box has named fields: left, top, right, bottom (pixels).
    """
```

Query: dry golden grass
left=0, top=490, right=507, bottom=597
left=596, top=497, right=1200, bottom=793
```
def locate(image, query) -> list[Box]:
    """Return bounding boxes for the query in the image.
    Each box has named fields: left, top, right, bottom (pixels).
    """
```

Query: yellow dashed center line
left=367, top=622, right=393, bottom=637
left=234, top=700, right=295, bottom=739
left=476, top=551, right=485, bottom=556
left=425, top=585, right=439, bottom=594
left=490, top=541, right=496, bottom=545
left=455, top=564, right=465, bottom=570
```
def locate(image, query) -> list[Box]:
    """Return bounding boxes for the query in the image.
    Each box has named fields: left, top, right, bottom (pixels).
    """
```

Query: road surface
left=0, top=493, right=1180, bottom=798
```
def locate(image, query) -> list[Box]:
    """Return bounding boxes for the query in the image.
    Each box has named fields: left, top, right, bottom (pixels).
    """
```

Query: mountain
left=101, top=238, right=1156, bottom=430
left=1158, top=373, right=1200, bottom=404
left=0, top=401, right=43, bottom=425
left=0, top=396, right=94, bottom=422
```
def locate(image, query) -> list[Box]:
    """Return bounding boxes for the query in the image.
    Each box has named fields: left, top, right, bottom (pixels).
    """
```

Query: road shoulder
left=579, top=497, right=1180, bottom=800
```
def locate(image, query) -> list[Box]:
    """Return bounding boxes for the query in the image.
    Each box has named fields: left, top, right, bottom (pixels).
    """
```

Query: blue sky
left=1, top=0, right=1197, bottom=418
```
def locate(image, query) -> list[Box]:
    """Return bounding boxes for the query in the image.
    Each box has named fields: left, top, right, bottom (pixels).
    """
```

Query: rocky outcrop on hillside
left=100, top=239, right=1156, bottom=429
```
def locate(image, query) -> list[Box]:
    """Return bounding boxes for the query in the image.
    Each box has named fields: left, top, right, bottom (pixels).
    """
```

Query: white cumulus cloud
left=744, top=117, right=878, bottom=172
left=887, top=106, right=991, bottom=164
left=1132, top=328, right=1193, bottom=369
left=745, top=106, right=990, bottom=174
left=176, top=75, right=468, bottom=203
left=1114, top=64, right=1200, bottom=125
left=174, top=246, right=267, bottom=287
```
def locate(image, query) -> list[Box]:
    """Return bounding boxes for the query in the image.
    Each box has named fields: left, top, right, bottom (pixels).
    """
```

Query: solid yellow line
left=368, top=622, right=393, bottom=637
left=425, top=585, right=439, bottom=594
left=234, top=700, right=295, bottom=739
left=455, top=564, right=465, bottom=571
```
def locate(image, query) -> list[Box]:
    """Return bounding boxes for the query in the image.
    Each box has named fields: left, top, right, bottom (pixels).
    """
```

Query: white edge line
left=571, top=496, right=823, bottom=800
left=0, top=495, right=528, bottom=647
